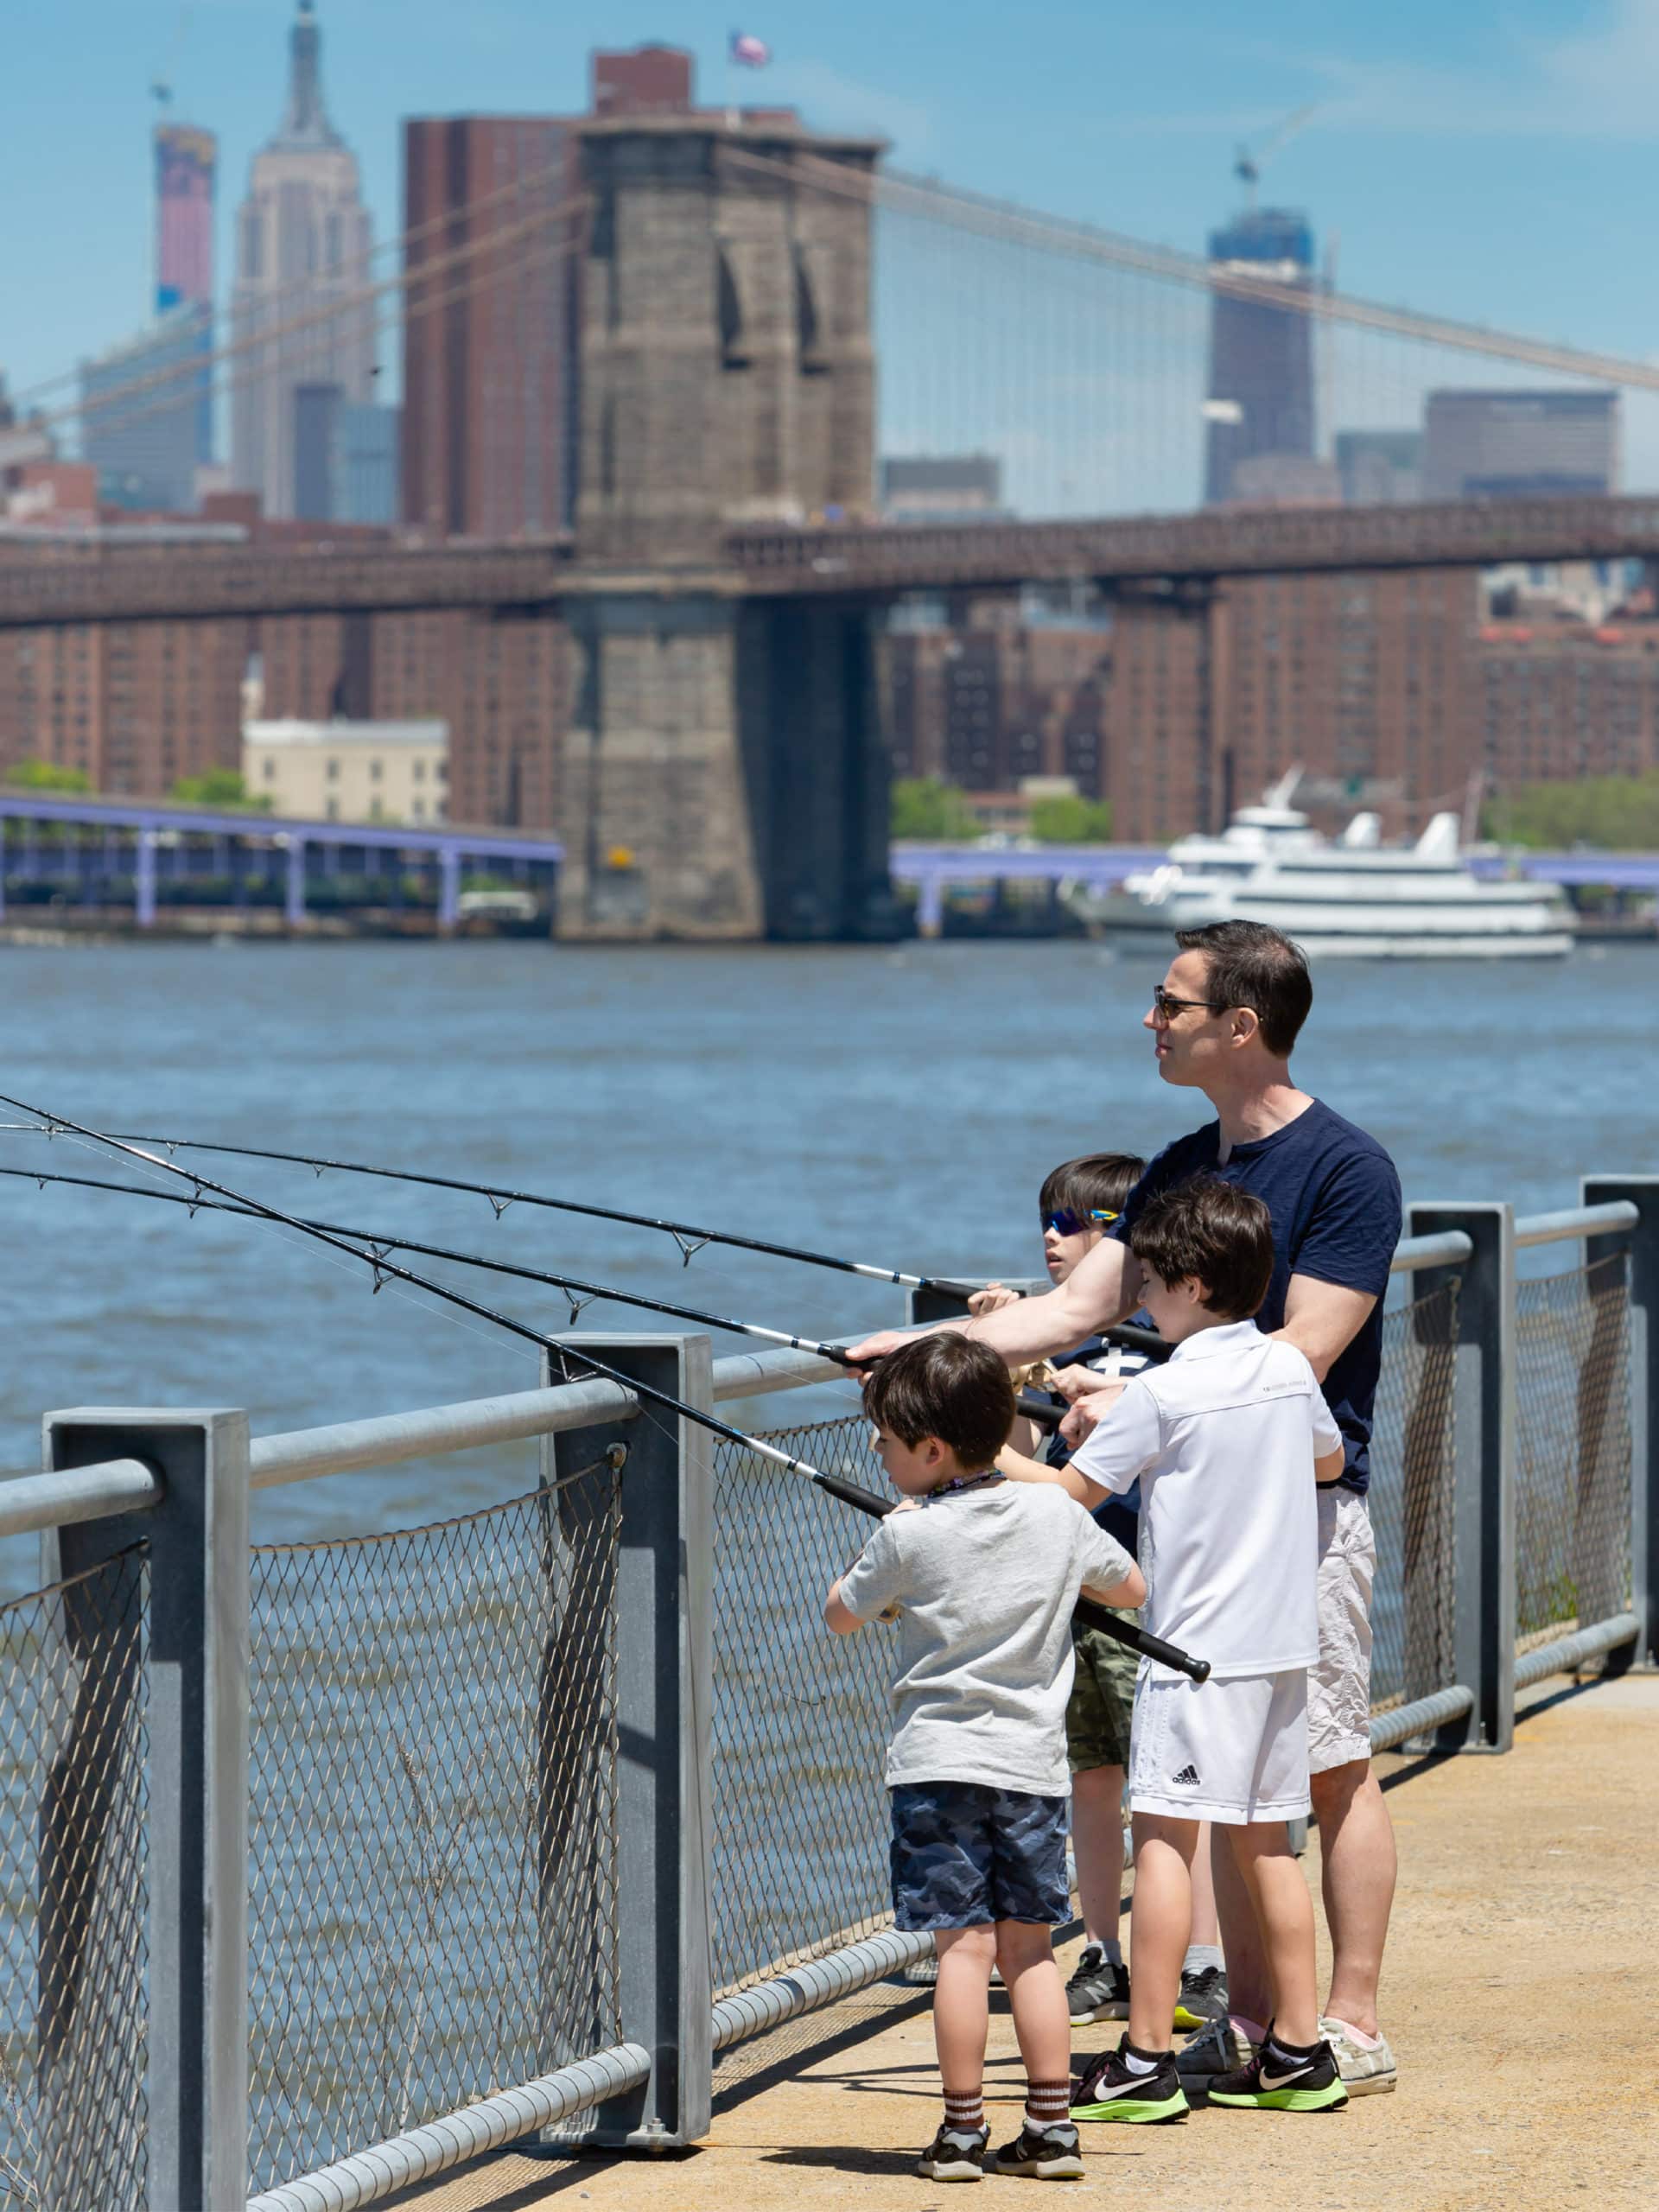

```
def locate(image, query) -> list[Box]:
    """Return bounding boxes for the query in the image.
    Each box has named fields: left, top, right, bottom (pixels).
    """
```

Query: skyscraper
left=1203, top=208, right=1316, bottom=507
left=154, top=121, right=217, bottom=474
left=155, top=123, right=216, bottom=315
left=1421, top=390, right=1619, bottom=501
left=231, top=2, right=374, bottom=518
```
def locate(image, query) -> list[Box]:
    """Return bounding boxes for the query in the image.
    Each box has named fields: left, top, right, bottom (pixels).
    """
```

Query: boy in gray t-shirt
left=826, top=1335, right=1141, bottom=2183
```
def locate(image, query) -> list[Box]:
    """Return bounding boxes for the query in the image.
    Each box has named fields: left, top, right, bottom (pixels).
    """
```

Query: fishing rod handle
left=1077, top=1599, right=1210, bottom=1683
left=1015, top=1388, right=1066, bottom=1432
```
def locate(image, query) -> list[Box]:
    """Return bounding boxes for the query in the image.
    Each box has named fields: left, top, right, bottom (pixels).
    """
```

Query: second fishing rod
left=0, top=1162, right=1172, bottom=1423
left=0, top=1098, right=1208, bottom=1683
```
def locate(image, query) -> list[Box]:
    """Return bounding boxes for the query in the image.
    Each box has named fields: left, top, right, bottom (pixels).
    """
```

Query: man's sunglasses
left=1151, top=983, right=1224, bottom=1023
left=1042, top=1207, right=1119, bottom=1237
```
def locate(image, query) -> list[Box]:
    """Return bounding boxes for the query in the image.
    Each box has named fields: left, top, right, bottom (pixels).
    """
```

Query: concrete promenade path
left=397, top=1675, right=1656, bottom=2212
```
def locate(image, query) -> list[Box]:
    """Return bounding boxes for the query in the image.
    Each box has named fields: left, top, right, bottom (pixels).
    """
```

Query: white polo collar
left=1166, top=1319, right=1262, bottom=1363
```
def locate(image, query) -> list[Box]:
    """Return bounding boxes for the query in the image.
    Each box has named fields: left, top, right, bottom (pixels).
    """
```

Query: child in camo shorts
left=826, top=1336, right=1142, bottom=2182
left=976, top=1154, right=1234, bottom=2036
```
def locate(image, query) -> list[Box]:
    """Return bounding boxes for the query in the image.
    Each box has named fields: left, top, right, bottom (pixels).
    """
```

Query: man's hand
left=1058, top=1380, right=1127, bottom=1447
left=967, top=1281, right=1020, bottom=1317
left=842, top=1327, right=918, bottom=1376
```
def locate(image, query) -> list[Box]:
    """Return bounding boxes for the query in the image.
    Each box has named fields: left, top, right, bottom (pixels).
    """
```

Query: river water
left=1, top=935, right=1655, bottom=1562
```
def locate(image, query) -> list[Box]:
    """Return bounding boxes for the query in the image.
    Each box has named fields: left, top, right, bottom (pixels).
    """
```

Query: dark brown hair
left=1039, top=1151, right=1146, bottom=1223
left=1173, top=920, right=1313, bottom=1058
left=1129, top=1176, right=1274, bottom=1322
left=862, top=1334, right=1015, bottom=1471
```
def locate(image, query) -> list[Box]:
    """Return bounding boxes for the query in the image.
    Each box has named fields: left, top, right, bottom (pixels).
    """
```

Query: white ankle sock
left=1093, top=1936, right=1124, bottom=1968
left=1183, top=1942, right=1224, bottom=1974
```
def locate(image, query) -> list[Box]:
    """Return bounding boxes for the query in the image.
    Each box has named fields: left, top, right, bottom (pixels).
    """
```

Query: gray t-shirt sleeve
left=837, top=1517, right=905, bottom=1623
left=1075, top=1509, right=1135, bottom=1599
left=1068, top=1375, right=1163, bottom=1497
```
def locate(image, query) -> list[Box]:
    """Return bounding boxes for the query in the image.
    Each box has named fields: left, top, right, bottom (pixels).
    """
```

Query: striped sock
left=1024, top=2078, right=1071, bottom=2133
left=943, top=2089, right=984, bottom=2136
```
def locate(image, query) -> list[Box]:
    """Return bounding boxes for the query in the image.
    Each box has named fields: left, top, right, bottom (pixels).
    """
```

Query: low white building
left=243, top=718, right=448, bottom=825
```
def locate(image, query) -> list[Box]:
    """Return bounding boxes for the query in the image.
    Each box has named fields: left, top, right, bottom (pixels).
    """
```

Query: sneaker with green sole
left=1070, top=2037, right=1189, bottom=2124
left=1207, top=2034, right=1349, bottom=2113
left=1173, top=1962, right=1229, bottom=2031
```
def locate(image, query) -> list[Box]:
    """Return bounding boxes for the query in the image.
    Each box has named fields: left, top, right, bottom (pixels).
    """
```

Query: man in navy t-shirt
left=849, top=919, right=1403, bottom=2095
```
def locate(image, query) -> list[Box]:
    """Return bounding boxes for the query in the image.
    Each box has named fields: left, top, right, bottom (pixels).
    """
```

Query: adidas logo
left=1170, top=1764, right=1202, bottom=1787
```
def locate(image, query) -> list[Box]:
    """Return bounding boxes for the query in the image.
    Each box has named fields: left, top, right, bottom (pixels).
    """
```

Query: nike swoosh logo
left=1258, top=2063, right=1315, bottom=2090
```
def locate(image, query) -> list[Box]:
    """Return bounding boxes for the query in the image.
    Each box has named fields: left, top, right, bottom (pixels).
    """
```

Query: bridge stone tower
left=561, top=113, right=897, bottom=938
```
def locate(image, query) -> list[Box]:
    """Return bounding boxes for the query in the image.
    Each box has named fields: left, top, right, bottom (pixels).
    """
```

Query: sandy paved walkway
left=393, top=1673, right=1657, bottom=2212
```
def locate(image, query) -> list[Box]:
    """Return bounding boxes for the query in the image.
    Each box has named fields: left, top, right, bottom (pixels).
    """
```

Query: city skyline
left=7, top=0, right=1659, bottom=422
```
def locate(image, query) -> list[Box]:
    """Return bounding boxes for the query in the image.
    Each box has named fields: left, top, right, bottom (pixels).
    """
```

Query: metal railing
left=0, top=1177, right=1651, bottom=2207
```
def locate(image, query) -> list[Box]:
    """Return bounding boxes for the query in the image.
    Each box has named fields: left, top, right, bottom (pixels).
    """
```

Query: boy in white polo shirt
left=1055, top=1177, right=1351, bottom=2122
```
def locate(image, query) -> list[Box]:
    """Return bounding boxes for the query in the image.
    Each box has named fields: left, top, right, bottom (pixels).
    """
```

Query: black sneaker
left=992, top=2121, right=1084, bottom=2179
left=1207, top=2030, right=1349, bottom=2113
left=916, top=2122, right=990, bottom=2180
left=1065, top=1944, right=1130, bottom=2024
left=1173, top=1962, right=1230, bottom=2031
left=1069, top=2037, right=1189, bottom=2124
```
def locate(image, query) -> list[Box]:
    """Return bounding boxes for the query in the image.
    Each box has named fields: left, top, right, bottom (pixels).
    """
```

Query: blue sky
left=6, top=0, right=1659, bottom=455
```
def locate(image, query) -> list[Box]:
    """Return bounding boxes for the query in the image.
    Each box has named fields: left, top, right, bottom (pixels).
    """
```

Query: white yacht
left=1070, top=779, right=1573, bottom=959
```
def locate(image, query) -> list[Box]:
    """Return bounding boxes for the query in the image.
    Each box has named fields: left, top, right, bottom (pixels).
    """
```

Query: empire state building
left=231, top=2, right=374, bottom=518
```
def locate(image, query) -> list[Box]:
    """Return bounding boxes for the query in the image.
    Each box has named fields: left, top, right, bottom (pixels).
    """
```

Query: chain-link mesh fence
left=1369, top=1282, right=1459, bottom=1713
left=710, top=1415, right=897, bottom=2003
left=245, top=1460, right=623, bottom=2196
left=0, top=1547, right=149, bottom=2212
left=1514, top=1255, right=1632, bottom=1649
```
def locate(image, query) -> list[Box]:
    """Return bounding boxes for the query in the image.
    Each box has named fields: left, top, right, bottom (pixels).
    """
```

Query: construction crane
left=1234, top=104, right=1317, bottom=207
left=149, top=5, right=194, bottom=110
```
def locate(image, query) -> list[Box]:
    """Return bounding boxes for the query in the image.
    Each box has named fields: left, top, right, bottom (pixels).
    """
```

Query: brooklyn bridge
left=8, top=112, right=1659, bottom=936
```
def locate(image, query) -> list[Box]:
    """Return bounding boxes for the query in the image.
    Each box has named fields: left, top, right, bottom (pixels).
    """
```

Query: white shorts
left=1309, top=1489, right=1375, bottom=1776
left=1128, top=1664, right=1310, bottom=1826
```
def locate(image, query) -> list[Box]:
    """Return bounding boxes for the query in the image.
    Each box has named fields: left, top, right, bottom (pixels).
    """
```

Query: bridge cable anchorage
left=0, top=1130, right=1198, bottom=1680
left=0, top=1123, right=995, bottom=1297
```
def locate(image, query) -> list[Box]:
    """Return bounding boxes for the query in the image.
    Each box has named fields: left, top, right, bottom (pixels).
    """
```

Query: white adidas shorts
left=1128, top=1664, right=1310, bottom=1826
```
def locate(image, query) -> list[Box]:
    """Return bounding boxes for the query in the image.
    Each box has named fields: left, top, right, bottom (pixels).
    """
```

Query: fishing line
left=0, top=1122, right=1001, bottom=1296
left=0, top=1097, right=1202, bottom=1674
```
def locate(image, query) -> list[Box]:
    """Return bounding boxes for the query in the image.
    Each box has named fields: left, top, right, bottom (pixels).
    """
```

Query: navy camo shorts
left=889, top=1781, right=1071, bottom=1930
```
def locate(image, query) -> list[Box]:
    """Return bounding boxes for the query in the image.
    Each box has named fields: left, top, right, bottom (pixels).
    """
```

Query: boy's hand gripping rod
left=0, top=1102, right=1208, bottom=1684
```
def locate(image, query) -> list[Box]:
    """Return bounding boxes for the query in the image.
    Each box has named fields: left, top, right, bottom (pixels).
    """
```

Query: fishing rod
left=0, top=1121, right=1012, bottom=1297
left=0, top=1096, right=1205, bottom=1680
left=0, top=1160, right=1071, bottom=1433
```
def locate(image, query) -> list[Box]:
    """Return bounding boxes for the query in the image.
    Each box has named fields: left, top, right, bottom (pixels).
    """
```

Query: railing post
left=540, top=1336, right=713, bottom=2148
left=1583, top=1175, right=1659, bottom=1670
left=43, top=1408, right=250, bottom=2212
left=1408, top=1205, right=1516, bottom=1751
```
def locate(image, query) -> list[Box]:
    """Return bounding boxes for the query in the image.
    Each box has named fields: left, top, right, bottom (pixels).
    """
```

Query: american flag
left=730, top=30, right=771, bottom=66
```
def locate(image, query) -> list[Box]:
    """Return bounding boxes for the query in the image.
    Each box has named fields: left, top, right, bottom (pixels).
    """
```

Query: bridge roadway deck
left=390, top=1672, right=1656, bottom=2212
left=10, top=496, right=1659, bottom=626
